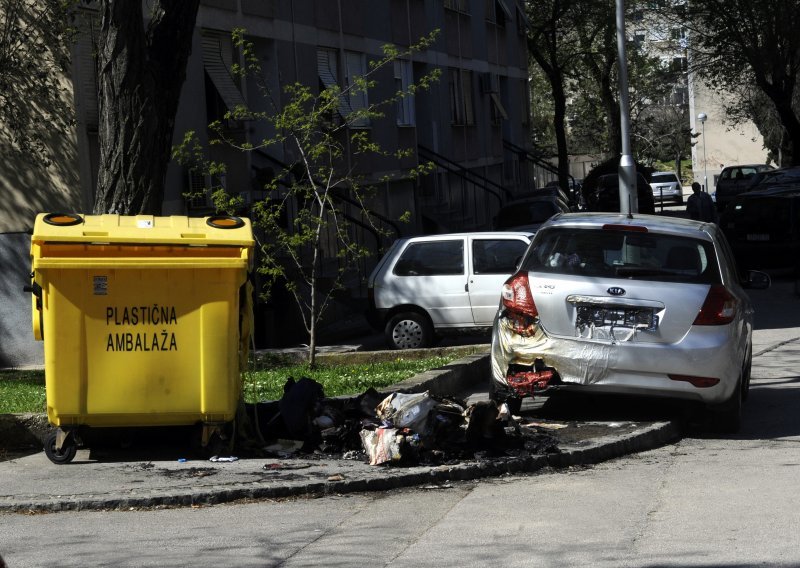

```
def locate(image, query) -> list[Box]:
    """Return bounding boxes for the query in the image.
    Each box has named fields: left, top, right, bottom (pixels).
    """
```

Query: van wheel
left=385, top=312, right=433, bottom=349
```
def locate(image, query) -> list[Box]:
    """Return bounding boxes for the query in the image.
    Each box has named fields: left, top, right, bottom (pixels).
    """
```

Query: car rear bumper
left=490, top=314, right=744, bottom=405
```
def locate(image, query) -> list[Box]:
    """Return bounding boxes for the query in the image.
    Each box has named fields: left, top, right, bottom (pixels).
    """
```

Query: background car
left=720, top=185, right=800, bottom=272
left=584, top=173, right=656, bottom=214
left=714, top=163, right=774, bottom=212
left=490, top=213, right=770, bottom=432
left=367, top=232, right=532, bottom=349
left=650, top=171, right=683, bottom=204
left=493, top=196, right=571, bottom=233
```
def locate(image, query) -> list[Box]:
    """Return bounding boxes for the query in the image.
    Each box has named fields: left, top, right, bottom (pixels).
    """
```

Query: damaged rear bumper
left=490, top=313, right=742, bottom=405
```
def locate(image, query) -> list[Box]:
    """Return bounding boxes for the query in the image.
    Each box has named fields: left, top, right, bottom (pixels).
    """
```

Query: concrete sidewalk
left=0, top=352, right=680, bottom=513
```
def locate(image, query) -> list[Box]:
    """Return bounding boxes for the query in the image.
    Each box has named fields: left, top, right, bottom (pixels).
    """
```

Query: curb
left=0, top=353, right=682, bottom=513
left=0, top=421, right=680, bottom=513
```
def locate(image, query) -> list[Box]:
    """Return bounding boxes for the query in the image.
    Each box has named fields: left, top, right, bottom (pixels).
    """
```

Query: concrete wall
left=0, top=233, right=42, bottom=369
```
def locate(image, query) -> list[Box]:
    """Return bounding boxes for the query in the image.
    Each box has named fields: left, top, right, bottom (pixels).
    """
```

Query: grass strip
left=0, top=354, right=460, bottom=414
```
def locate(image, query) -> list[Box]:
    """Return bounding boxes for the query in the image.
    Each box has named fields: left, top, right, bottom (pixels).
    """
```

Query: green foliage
left=172, top=28, right=440, bottom=364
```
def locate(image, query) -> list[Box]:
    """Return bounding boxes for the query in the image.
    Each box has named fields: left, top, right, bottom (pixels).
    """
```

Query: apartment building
left=1, top=0, right=534, bottom=361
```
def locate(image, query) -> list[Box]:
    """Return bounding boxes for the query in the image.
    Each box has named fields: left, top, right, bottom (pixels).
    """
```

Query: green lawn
left=0, top=354, right=463, bottom=414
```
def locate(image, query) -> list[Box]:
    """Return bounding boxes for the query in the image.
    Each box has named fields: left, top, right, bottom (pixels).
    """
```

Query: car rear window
left=521, top=228, right=721, bottom=284
left=651, top=173, right=678, bottom=183
left=393, top=240, right=464, bottom=276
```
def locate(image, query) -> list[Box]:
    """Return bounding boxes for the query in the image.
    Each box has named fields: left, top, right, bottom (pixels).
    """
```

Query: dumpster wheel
left=44, top=429, right=77, bottom=464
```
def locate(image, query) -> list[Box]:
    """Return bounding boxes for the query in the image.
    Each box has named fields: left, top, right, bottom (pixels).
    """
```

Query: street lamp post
left=697, top=112, right=708, bottom=192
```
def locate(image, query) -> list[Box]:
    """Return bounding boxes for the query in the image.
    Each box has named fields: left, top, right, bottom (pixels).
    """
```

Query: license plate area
left=575, top=304, right=659, bottom=333
left=746, top=233, right=770, bottom=241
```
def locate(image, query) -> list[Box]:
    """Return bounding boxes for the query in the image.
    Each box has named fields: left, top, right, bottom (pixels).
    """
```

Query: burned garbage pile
left=245, top=377, right=560, bottom=466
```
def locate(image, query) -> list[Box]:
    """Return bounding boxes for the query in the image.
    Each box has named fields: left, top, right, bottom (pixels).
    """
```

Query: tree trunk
left=94, top=0, right=200, bottom=215
left=551, top=74, right=571, bottom=190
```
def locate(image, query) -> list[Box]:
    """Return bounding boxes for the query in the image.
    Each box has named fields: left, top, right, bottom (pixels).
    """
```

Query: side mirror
left=743, top=270, right=771, bottom=290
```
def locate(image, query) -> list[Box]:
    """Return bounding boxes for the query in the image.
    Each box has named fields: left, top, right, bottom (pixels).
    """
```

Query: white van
left=366, top=232, right=532, bottom=349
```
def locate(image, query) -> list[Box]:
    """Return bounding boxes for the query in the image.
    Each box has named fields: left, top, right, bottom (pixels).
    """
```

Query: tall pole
left=616, top=0, right=637, bottom=214
left=698, top=112, right=708, bottom=192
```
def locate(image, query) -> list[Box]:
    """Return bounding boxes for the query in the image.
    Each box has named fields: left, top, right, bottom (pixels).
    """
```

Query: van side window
left=473, top=239, right=528, bottom=274
left=394, top=240, right=464, bottom=276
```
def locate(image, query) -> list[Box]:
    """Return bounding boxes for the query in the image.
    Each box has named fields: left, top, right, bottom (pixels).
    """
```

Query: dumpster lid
left=32, top=214, right=254, bottom=246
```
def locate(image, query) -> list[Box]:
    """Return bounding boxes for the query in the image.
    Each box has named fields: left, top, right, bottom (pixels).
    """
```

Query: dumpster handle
left=207, top=215, right=245, bottom=229
left=43, top=212, right=83, bottom=226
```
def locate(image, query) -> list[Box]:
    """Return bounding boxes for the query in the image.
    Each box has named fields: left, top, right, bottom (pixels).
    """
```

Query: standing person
left=686, top=181, right=717, bottom=222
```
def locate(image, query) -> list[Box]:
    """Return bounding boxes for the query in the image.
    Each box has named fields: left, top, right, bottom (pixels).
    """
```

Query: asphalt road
left=1, top=278, right=798, bottom=567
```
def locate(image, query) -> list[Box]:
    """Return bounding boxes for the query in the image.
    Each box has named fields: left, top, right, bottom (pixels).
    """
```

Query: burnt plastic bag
left=376, top=391, right=436, bottom=433
left=360, top=428, right=402, bottom=465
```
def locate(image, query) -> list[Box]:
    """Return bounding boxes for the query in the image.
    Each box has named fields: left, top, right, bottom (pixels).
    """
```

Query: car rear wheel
left=488, top=379, right=522, bottom=415
left=385, top=312, right=433, bottom=349
left=711, top=378, right=742, bottom=434
left=741, top=347, right=753, bottom=402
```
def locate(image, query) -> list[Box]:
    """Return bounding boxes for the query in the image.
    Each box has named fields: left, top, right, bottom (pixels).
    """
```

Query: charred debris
left=244, top=377, right=560, bottom=466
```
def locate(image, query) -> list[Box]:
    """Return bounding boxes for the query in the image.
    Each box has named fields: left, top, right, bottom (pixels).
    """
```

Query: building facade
left=1, top=0, right=534, bottom=361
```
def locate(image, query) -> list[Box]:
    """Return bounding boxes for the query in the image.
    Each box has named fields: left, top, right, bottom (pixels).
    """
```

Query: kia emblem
left=608, top=287, right=626, bottom=296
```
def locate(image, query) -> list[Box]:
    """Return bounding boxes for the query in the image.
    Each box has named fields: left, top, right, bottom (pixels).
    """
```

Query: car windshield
left=756, top=169, right=800, bottom=187
left=495, top=202, right=557, bottom=229
left=521, top=228, right=721, bottom=284
left=651, top=173, right=678, bottom=183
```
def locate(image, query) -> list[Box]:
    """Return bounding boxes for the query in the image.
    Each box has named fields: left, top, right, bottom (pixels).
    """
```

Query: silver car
left=490, top=213, right=770, bottom=432
left=650, top=171, right=683, bottom=204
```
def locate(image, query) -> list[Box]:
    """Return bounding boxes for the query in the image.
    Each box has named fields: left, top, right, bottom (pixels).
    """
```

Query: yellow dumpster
left=29, top=213, right=254, bottom=463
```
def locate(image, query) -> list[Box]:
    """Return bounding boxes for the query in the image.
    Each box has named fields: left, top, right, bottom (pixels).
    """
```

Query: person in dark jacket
left=686, top=182, right=717, bottom=222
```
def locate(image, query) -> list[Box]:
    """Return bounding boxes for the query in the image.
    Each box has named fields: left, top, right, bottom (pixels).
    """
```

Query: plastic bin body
left=30, top=214, right=253, bottom=429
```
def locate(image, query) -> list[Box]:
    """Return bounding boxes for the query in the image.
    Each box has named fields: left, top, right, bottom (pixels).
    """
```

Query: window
left=394, top=60, right=415, bottom=126
left=670, top=27, right=687, bottom=40
left=201, top=31, right=248, bottom=120
left=317, top=47, right=353, bottom=120
left=444, top=0, right=469, bottom=14
left=485, top=0, right=510, bottom=26
left=472, top=239, right=528, bottom=274
left=523, top=228, right=721, bottom=284
left=449, top=68, right=475, bottom=125
left=345, top=51, right=369, bottom=127
left=670, top=57, right=688, bottom=72
left=394, top=240, right=464, bottom=276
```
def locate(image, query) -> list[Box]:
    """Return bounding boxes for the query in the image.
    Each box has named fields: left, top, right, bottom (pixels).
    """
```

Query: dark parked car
left=584, top=173, right=656, bottom=214
left=714, top=164, right=774, bottom=213
left=720, top=186, right=800, bottom=272
left=493, top=196, right=571, bottom=233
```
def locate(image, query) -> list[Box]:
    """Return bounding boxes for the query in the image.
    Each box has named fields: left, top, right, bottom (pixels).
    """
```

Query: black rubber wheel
left=44, top=430, right=77, bottom=464
left=741, top=346, right=753, bottom=402
left=711, top=379, right=742, bottom=434
left=385, top=312, right=433, bottom=349
left=488, top=380, right=522, bottom=415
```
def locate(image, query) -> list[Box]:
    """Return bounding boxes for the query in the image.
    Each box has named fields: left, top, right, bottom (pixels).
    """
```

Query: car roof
left=399, top=231, right=535, bottom=244
left=721, top=164, right=773, bottom=171
left=537, top=212, right=716, bottom=240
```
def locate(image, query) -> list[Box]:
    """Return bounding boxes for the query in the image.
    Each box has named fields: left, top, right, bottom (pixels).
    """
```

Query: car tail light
left=693, top=285, right=737, bottom=325
left=502, top=272, right=538, bottom=318
left=668, top=375, right=720, bottom=388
